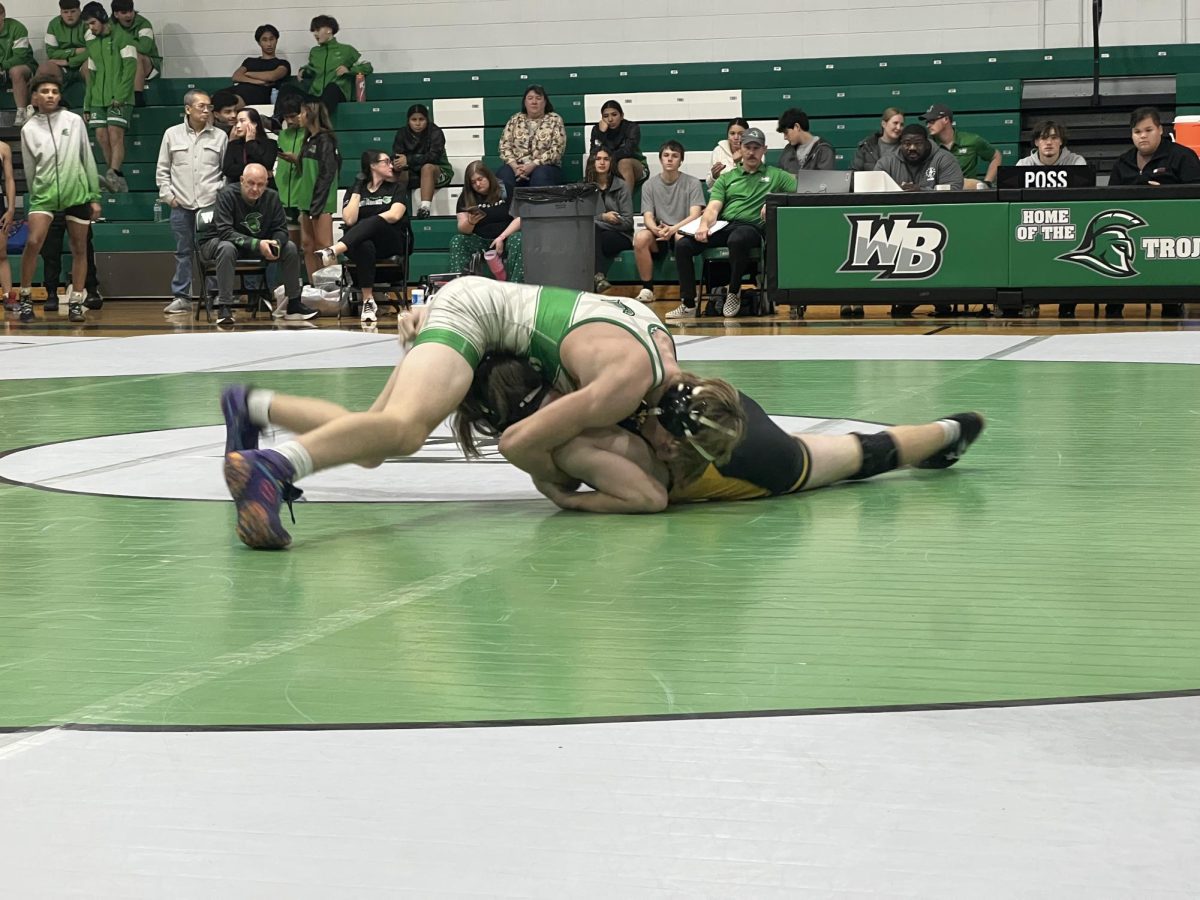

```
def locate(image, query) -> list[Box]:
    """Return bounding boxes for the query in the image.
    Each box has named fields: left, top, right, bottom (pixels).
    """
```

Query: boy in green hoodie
left=110, top=0, right=159, bottom=107
left=0, top=4, right=36, bottom=125
left=81, top=1, right=135, bottom=192
left=299, top=15, right=371, bottom=118
left=39, top=0, right=91, bottom=94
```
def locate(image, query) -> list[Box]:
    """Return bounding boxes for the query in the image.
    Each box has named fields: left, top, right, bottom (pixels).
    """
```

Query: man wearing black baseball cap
left=921, top=103, right=1001, bottom=188
left=668, top=127, right=796, bottom=319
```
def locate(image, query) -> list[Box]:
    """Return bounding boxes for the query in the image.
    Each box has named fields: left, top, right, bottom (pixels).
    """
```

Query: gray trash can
left=513, top=183, right=601, bottom=292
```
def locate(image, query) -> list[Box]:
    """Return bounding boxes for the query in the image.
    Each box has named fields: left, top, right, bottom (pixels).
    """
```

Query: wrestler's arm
left=499, top=368, right=650, bottom=485
left=542, top=431, right=668, bottom=514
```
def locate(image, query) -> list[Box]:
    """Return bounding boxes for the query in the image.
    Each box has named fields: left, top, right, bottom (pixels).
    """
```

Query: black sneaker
left=18, top=290, right=34, bottom=322
left=918, top=413, right=986, bottom=469
left=68, top=302, right=85, bottom=322
left=84, top=290, right=104, bottom=310
left=284, top=302, right=319, bottom=321
left=44, top=293, right=60, bottom=312
left=416, top=207, right=431, bottom=219
left=216, top=306, right=235, bottom=325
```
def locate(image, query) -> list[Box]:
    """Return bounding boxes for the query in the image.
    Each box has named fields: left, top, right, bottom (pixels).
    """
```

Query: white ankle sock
left=419, top=200, right=431, bottom=211
left=937, top=419, right=962, bottom=445
left=247, top=389, right=276, bottom=427
left=273, top=440, right=314, bottom=480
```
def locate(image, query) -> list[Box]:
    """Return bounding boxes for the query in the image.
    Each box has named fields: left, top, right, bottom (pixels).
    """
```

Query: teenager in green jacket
left=295, top=98, right=340, bottom=278
left=0, top=4, right=36, bottom=125
left=81, top=1, right=135, bottom=192
left=110, top=0, right=159, bottom=107
left=273, top=92, right=308, bottom=262
left=38, top=0, right=90, bottom=95
left=300, top=15, right=371, bottom=117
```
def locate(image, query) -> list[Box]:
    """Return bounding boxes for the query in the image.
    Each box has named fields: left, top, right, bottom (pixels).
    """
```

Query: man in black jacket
left=1104, top=107, right=1200, bottom=318
left=1110, top=107, right=1200, bottom=187
left=202, top=163, right=316, bottom=325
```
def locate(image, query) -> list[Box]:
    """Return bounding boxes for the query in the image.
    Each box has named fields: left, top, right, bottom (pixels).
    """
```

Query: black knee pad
left=849, top=431, right=899, bottom=480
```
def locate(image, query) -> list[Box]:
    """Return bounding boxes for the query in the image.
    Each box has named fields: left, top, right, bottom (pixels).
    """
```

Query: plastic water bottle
left=483, top=250, right=507, bottom=282
left=410, top=288, right=425, bottom=306
left=153, top=198, right=163, bottom=223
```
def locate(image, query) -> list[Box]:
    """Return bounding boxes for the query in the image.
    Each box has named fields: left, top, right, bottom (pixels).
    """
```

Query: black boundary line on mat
left=0, top=413, right=898, bottom=505
left=5, top=687, right=1200, bottom=734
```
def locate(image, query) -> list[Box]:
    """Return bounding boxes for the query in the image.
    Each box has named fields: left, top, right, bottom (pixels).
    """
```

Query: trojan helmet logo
left=1058, top=210, right=1146, bottom=278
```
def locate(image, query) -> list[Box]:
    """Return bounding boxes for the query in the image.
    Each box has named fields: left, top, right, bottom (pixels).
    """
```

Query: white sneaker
left=360, top=297, right=378, bottom=323
left=665, top=303, right=696, bottom=320
left=722, top=292, right=742, bottom=317
left=163, top=296, right=193, bottom=314
left=14, top=107, right=28, bottom=127
left=635, top=288, right=655, bottom=304
left=271, top=293, right=288, bottom=318
left=317, top=247, right=338, bottom=269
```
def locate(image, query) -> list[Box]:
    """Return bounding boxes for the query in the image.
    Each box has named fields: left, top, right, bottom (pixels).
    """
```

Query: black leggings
left=595, top=227, right=633, bottom=274
left=343, top=216, right=409, bottom=288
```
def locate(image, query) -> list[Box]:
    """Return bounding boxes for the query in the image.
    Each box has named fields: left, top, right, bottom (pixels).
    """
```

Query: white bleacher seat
left=432, top=98, right=485, bottom=128
left=442, top=127, right=486, bottom=158
left=412, top=186, right=463, bottom=217
left=584, top=91, right=742, bottom=124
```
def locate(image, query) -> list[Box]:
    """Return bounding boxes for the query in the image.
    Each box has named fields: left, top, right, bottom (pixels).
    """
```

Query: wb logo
left=838, top=213, right=948, bottom=280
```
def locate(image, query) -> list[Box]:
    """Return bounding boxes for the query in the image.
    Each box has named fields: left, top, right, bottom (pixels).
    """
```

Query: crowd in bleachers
left=3, top=5, right=1200, bottom=323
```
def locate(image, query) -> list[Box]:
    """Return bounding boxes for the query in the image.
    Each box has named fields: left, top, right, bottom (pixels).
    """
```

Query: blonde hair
left=662, top=373, right=746, bottom=486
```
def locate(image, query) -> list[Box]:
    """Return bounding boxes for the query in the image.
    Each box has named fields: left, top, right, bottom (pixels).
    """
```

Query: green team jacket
left=301, top=39, right=371, bottom=101
left=21, top=108, right=101, bottom=212
left=274, top=126, right=309, bottom=210
left=113, top=13, right=161, bottom=72
left=44, top=15, right=90, bottom=70
left=0, top=18, right=36, bottom=70
left=84, top=26, right=137, bottom=108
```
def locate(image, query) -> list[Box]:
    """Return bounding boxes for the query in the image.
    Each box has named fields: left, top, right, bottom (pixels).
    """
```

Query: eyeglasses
left=190, top=103, right=214, bottom=111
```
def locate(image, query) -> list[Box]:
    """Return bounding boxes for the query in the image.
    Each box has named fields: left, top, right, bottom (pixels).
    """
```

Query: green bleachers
left=13, top=41, right=1195, bottom=294
left=92, top=222, right=175, bottom=252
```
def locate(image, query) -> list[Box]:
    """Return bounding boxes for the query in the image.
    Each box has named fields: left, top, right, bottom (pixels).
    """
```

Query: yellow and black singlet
left=669, top=393, right=812, bottom=503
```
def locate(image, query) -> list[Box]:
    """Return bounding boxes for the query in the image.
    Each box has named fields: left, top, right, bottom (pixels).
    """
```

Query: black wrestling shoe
left=918, top=412, right=986, bottom=469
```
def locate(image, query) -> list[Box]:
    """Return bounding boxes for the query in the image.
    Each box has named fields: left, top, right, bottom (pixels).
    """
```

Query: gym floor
left=2, top=301, right=1198, bottom=896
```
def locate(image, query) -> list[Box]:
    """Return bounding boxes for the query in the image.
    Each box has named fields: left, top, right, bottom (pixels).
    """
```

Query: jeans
left=169, top=206, right=198, bottom=299
left=495, top=163, right=563, bottom=201
left=201, top=239, right=302, bottom=306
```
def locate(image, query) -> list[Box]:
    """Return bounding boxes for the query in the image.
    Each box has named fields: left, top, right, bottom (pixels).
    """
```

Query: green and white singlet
left=412, top=276, right=673, bottom=392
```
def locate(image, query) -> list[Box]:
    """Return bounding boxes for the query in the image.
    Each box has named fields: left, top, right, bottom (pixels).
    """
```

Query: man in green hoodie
left=81, top=1, right=135, bottom=193
left=39, top=0, right=91, bottom=95
left=0, top=4, right=36, bottom=125
left=299, top=15, right=371, bottom=117
left=110, top=0, right=159, bottom=108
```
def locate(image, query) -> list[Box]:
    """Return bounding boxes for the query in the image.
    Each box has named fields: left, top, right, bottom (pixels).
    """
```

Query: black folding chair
left=191, top=206, right=273, bottom=322
left=337, top=224, right=413, bottom=320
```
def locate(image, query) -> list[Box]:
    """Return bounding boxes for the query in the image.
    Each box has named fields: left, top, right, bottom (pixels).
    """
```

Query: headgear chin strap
left=649, top=383, right=737, bottom=462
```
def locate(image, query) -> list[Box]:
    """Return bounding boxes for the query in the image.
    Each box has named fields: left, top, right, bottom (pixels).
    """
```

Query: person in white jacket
left=707, top=117, right=748, bottom=186
left=16, top=74, right=100, bottom=323
left=1015, top=120, right=1087, bottom=167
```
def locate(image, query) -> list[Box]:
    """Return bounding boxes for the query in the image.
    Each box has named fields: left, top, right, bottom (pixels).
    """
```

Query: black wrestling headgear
left=472, top=352, right=552, bottom=434
left=649, top=383, right=738, bottom=461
